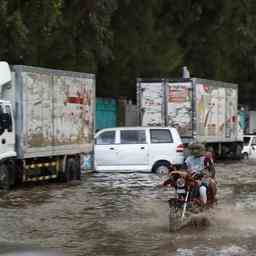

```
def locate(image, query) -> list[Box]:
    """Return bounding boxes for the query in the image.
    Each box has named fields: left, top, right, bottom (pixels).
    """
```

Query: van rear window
left=150, top=129, right=173, bottom=143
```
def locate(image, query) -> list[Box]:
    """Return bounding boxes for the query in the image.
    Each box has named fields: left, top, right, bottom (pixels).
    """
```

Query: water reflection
left=0, top=164, right=256, bottom=255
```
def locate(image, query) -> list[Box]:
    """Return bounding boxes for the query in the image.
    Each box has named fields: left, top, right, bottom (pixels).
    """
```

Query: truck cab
left=0, top=62, right=16, bottom=161
left=0, top=100, right=16, bottom=160
left=0, top=62, right=17, bottom=189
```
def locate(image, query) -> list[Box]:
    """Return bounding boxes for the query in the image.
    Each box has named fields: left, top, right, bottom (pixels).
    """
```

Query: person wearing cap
left=184, top=143, right=213, bottom=205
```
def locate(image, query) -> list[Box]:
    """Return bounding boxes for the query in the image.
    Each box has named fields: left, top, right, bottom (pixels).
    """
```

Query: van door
left=94, top=130, right=117, bottom=169
left=116, top=129, right=149, bottom=171
left=148, top=129, right=176, bottom=166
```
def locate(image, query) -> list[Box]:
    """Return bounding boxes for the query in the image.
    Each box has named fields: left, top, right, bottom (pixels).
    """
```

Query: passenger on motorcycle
left=184, top=143, right=214, bottom=205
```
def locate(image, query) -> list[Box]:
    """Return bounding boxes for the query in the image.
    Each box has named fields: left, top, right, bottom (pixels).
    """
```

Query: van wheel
left=153, top=161, right=171, bottom=175
left=243, top=153, right=249, bottom=160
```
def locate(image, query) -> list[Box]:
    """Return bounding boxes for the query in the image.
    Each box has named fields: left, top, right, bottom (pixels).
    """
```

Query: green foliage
left=21, top=0, right=63, bottom=66
left=58, top=0, right=117, bottom=72
left=1, top=0, right=256, bottom=107
left=0, top=0, right=28, bottom=63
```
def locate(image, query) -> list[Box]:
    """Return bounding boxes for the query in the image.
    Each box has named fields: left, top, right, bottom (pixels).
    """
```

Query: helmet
left=188, top=143, right=205, bottom=157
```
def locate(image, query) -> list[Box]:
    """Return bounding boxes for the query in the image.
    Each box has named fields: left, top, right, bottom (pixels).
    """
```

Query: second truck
left=137, top=77, right=243, bottom=159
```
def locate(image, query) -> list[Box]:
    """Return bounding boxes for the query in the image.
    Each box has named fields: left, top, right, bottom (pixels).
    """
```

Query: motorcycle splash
left=162, top=168, right=217, bottom=232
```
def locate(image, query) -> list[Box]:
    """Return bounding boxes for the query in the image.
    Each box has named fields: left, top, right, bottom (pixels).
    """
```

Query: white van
left=242, top=134, right=256, bottom=159
left=94, top=127, right=184, bottom=173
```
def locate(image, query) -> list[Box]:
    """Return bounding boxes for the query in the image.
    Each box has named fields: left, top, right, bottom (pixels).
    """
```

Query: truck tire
left=65, top=158, right=75, bottom=182
left=74, top=158, right=81, bottom=180
left=0, top=164, right=11, bottom=190
left=235, top=144, right=243, bottom=160
left=7, top=160, right=17, bottom=186
left=58, top=158, right=74, bottom=182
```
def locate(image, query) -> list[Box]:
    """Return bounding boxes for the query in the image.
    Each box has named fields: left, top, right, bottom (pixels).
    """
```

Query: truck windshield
left=243, top=137, right=251, bottom=146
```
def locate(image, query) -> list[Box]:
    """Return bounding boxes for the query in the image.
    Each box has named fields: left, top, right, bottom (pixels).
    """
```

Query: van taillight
left=176, top=144, right=184, bottom=152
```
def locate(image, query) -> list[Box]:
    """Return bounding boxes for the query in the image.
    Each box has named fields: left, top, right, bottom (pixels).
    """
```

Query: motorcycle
left=163, top=169, right=217, bottom=232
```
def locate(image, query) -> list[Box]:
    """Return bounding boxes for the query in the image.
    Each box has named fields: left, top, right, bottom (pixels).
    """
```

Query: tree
left=0, top=0, right=28, bottom=64
left=21, top=0, right=63, bottom=67
left=97, top=0, right=183, bottom=99
left=59, top=0, right=117, bottom=72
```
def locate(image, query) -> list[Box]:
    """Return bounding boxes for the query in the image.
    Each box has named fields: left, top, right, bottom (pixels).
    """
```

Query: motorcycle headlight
left=176, top=177, right=185, bottom=188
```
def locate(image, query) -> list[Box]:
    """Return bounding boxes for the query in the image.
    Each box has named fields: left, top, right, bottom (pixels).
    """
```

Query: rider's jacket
left=185, top=155, right=205, bottom=176
left=185, top=155, right=212, bottom=176
left=185, top=155, right=212, bottom=188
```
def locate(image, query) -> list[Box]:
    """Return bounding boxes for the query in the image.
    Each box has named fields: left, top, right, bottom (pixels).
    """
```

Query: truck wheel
left=235, top=144, right=243, bottom=160
left=58, top=158, right=74, bottom=182
left=0, top=164, right=11, bottom=190
left=6, top=160, right=16, bottom=186
left=65, top=158, right=75, bottom=182
left=74, top=159, right=81, bottom=180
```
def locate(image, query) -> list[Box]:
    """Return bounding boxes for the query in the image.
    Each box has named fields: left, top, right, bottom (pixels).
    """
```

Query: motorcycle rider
left=184, top=143, right=215, bottom=205
left=161, top=142, right=216, bottom=206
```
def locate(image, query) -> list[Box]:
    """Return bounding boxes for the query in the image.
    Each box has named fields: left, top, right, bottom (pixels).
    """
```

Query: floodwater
left=1, top=161, right=256, bottom=256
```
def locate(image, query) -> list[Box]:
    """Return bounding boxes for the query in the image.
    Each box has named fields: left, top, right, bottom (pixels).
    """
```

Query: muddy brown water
left=1, top=160, right=256, bottom=256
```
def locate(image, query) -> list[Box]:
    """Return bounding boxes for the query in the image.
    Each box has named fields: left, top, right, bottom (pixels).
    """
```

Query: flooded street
left=1, top=161, right=256, bottom=256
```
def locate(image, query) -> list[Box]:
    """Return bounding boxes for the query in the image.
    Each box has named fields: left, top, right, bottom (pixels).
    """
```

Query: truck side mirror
left=0, top=62, right=11, bottom=86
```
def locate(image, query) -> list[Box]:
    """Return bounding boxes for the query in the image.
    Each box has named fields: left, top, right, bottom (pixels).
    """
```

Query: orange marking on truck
left=64, top=97, right=84, bottom=104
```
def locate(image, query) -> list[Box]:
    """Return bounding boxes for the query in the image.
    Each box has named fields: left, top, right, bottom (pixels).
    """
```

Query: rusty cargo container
left=137, top=78, right=243, bottom=159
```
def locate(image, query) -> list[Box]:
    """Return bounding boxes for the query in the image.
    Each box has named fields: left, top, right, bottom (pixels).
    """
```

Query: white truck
left=137, top=78, right=243, bottom=159
left=0, top=62, right=95, bottom=189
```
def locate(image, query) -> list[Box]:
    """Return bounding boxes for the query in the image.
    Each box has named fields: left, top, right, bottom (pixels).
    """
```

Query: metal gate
left=96, top=98, right=117, bottom=131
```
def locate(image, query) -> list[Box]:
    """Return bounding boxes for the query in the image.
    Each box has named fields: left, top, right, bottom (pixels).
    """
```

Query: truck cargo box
left=137, top=78, right=243, bottom=144
left=2, top=65, right=95, bottom=159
